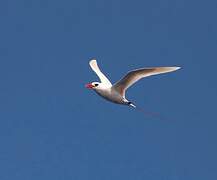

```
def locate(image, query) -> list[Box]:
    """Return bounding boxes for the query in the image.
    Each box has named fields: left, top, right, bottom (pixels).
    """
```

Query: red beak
left=85, top=83, right=94, bottom=89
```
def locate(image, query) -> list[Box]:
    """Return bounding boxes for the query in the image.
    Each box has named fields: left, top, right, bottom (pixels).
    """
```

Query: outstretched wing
left=113, top=67, right=180, bottom=97
left=89, top=59, right=112, bottom=87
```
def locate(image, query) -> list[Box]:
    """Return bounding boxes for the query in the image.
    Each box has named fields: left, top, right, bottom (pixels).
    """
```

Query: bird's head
left=85, top=82, right=101, bottom=90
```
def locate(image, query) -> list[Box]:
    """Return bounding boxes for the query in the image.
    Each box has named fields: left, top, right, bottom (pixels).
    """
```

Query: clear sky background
left=0, top=0, right=217, bottom=179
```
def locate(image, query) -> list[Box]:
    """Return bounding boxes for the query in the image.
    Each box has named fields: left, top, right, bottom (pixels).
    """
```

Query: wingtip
left=167, top=66, right=181, bottom=72
left=89, top=59, right=97, bottom=65
left=153, top=66, right=181, bottom=74
left=174, top=66, right=181, bottom=71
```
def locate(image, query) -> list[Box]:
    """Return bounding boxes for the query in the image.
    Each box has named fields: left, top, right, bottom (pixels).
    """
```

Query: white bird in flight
left=86, top=59, right=180, bottom=109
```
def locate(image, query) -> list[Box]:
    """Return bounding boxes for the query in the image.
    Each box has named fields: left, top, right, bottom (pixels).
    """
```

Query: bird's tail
left=128, top=102, right=164, bottom=120
left=129, top=102, right=136, bottom=108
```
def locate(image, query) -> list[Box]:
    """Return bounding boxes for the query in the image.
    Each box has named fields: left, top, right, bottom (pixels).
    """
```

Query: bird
left=85, top=59, right=180, bottom=109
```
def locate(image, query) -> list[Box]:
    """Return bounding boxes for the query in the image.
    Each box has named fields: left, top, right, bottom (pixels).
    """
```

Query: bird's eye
left=94, top=83, right=99, bottom=87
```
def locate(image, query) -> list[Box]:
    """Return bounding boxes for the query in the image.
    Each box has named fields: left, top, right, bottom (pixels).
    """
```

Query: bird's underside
left=94, top=87, right=130, bottom=105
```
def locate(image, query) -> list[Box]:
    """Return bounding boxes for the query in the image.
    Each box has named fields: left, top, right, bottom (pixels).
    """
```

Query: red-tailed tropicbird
left=86, top=59, right=180, bottom=109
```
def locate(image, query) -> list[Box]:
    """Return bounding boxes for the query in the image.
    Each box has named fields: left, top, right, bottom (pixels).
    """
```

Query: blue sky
left=0, top=0, right=217, bottom=179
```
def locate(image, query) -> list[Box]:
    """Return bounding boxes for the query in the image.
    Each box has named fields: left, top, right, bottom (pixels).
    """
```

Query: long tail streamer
left=129, top=103, right=165, bottom=120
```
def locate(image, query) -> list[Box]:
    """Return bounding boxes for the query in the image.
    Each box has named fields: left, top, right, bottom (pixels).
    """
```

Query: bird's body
left=94, top=86, right=129, bottom=105
left=86, top=59, right=180, bottom=108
